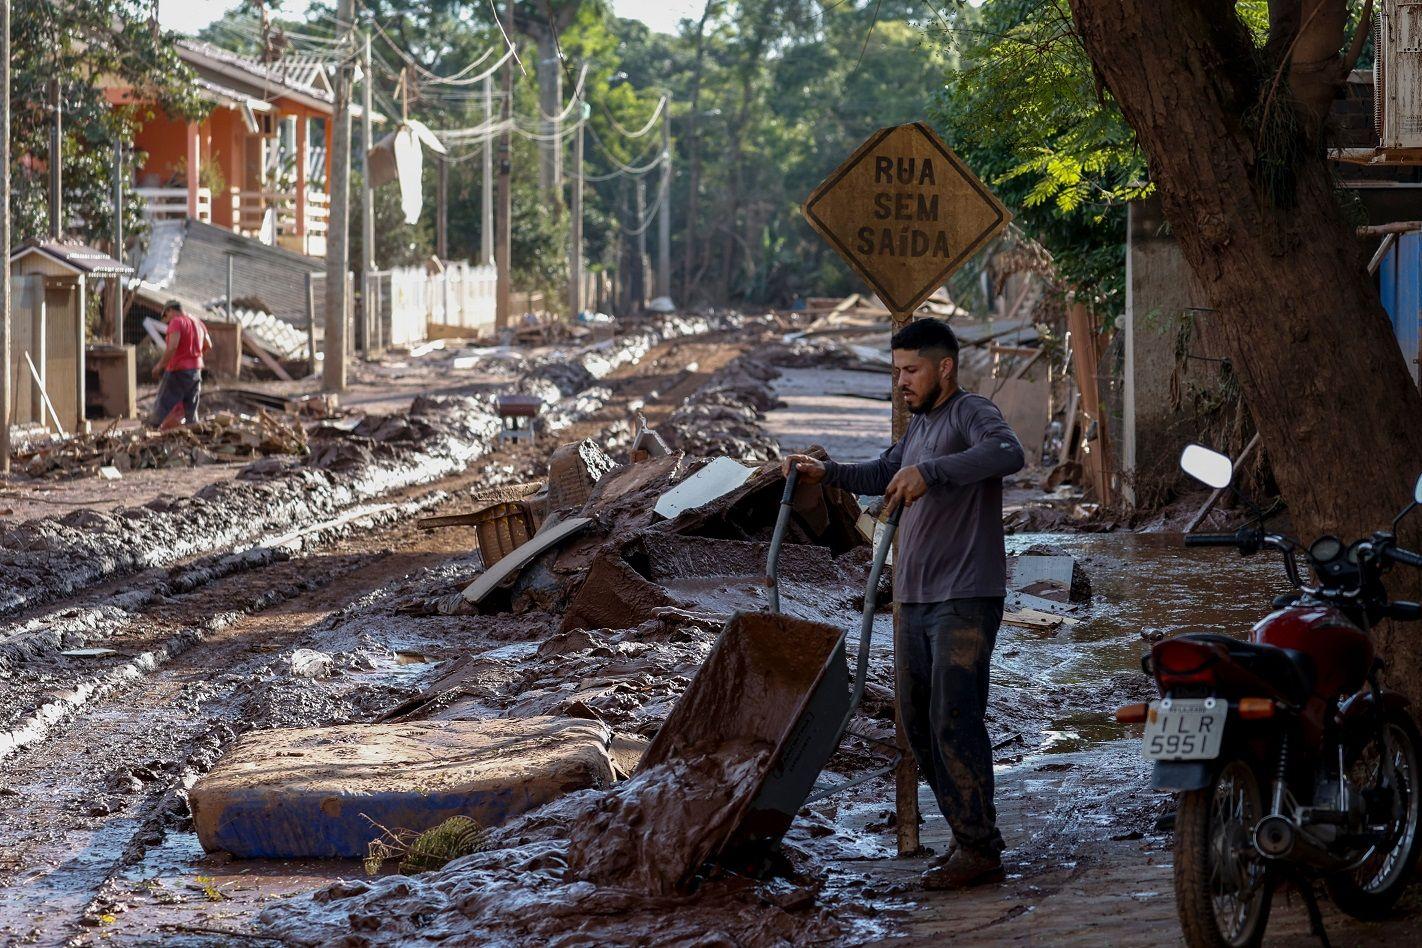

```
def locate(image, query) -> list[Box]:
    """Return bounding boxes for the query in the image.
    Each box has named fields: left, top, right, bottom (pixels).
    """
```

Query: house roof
left=175, top=40, right=378, bottom=120
left=178, top=39, right=337, bottom=115
left=11, top=241, right=133, bottom=276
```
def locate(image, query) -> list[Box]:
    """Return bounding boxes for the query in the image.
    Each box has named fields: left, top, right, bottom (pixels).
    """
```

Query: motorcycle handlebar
left=1385, top=545, right=1422, bottom=569
left=1184, top=533, right=1240, bottom=547
left=1388, top=600, right=1422, bottom=621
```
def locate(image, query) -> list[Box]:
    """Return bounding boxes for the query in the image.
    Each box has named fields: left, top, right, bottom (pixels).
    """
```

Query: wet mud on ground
left=7, top=343, right=1422, bottom=945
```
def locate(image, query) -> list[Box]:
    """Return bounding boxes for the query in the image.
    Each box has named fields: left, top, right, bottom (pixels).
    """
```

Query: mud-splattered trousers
left=897, top=596, right=1005, bottom=855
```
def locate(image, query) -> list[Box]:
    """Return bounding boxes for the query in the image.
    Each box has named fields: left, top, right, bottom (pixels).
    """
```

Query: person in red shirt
left=148, top=300, right=212, bottom=427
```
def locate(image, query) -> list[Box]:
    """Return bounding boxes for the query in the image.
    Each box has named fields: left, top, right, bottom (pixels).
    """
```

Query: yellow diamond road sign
left=803, top=122, right=1012, bottom=315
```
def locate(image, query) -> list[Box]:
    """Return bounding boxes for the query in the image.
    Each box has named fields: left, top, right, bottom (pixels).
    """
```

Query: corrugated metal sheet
left=170, top=219, right=326, bottom=327
left=1377, top=230, right=1422, bottom=387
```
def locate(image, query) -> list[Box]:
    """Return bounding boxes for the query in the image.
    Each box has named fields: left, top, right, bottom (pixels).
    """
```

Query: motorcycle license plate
left=1142, top=698, right=1225, bottom=761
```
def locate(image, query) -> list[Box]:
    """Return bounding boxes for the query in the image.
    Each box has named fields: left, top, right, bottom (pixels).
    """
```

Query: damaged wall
left=1124, top=196, right=1239, bottom=509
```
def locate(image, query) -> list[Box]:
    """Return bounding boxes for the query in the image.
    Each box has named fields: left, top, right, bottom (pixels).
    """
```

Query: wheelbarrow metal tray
left=638, top=610, right=849, bottom=856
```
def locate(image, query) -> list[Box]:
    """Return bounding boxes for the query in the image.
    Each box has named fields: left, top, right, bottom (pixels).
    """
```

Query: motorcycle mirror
left=1180, top=444, right=1233, bottom=490
left=1391, top=472, right=1422, bottom=533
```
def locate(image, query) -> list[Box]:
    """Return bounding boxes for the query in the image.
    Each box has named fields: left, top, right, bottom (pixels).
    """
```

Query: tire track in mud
left=0, top=331, right=756, bottom=946
left=0, top=459, right=537, bottom=946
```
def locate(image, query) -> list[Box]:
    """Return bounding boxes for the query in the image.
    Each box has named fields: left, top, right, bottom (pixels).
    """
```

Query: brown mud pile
left=0, top=315, right=734, bottom=623
left=258, top=745, right=873, bottom=947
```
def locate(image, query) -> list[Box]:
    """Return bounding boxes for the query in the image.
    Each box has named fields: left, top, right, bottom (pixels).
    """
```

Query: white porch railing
left=136, top=186, right=211, bottom=224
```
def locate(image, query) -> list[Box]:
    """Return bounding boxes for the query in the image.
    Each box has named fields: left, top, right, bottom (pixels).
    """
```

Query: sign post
left=802, top=122, right=1010, bottom=858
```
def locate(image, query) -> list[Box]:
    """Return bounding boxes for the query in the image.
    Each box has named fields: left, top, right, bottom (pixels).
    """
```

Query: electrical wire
left=606, top=95, right=666, bottom=139
left=587, top=126, right=666, bottom=175
left=370, top=20, right=503, bottom=85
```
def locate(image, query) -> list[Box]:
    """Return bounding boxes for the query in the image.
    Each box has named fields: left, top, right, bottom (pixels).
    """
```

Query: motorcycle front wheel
left=1174, top=758, right=1272, bottom=948
left=1327, top=709, right=1422, bottom=919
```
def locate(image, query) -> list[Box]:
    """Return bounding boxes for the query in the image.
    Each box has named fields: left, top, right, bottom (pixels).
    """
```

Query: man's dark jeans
left=149, top=369, right=202, bottom=426
left=897, top=596, right=1005, bottom=855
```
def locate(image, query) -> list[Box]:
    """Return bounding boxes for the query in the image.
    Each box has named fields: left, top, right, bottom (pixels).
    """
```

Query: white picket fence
left=384, top=261, right=498, bottom=347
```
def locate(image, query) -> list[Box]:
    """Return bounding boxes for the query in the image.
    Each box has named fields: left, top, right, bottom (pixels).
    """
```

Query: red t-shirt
left=167, top=312, right=208, bottom=372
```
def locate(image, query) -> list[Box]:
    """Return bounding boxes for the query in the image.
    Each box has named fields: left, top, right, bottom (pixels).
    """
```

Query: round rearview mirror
left=1180, top=444, right=1233, bottom=490
left=1415, top=473, right=1422, bottom=505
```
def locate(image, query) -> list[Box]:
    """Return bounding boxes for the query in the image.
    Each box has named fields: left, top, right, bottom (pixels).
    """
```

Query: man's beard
left=905, top=379, right=942, bottom=415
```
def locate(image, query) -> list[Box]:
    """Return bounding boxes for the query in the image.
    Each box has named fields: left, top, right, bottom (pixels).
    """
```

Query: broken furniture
left=205, top=320, right=243, bottom=380
left=418, top=481, right=546, bottom=568
left=190, top=717, right=615, bottom=859
left=495, top=393, right=543, bottom=444
left=84, top=345, right=137, bottom=421
left=10, top=240, right=134, bottom=435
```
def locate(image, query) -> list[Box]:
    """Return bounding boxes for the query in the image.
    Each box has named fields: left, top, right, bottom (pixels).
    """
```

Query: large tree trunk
left=1067, top=0, right=1422, bottom=695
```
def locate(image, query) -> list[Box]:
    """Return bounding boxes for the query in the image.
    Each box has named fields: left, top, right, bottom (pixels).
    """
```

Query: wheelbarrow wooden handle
left=765, top=467, right=799, bottom=613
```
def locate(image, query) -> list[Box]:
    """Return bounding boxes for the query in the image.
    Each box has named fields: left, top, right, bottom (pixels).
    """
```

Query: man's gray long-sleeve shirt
left=824, top=389, right=1025, bottom=603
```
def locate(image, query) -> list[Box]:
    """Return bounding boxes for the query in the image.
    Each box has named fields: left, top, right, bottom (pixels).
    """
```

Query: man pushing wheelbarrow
left=783, top=317, right=1024, bottom=889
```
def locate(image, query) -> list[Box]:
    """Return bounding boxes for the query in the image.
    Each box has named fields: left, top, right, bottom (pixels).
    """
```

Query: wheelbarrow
left=636, top=467, right=900, bottom=858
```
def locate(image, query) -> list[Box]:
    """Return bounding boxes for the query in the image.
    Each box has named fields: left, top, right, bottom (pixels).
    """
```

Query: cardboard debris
left=653, top=457, right=754, bottom=520
left=547, top=440, right=618, bottom=512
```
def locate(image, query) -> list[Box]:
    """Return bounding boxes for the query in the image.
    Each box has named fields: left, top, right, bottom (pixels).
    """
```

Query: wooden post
left=49, top=78, right=63, bottom=239
left=306, top=271, right=317, bottom=376
left=111, top=138, right=124, bottom=345
left=436, top=154, right=449, bottom=261
left=295, top=115, right=308, bottom=244
left=361, top=32, right=376, bottom=356
left=657, top=96, right=671, bottom=301
left=1067, top=300, right=1113, bottom=506
left=568, top=96, right=585, bottom=318
left=495, top=0, right=514, bottom=330
left=185, top=121, right=200, bottom=221
left=891, top=309, right=922, bottom=859
left=323, top=0, right=354, bottom=393
left=1, top=0, right=10, bottom=473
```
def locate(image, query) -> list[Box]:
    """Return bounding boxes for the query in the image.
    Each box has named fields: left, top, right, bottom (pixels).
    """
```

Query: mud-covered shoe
left=921, top=847, right=1004, bottom=890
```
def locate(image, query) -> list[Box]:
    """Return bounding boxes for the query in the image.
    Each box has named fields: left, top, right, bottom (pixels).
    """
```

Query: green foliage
left=11, top=0, right=207, bottom=245
left=929, top=0, right=1146, bottom=312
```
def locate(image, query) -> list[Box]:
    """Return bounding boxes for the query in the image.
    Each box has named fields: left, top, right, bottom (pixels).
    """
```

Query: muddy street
left=7, top=1, right=1422, bottom=944
left=2, top=329, right=1422, bottom=943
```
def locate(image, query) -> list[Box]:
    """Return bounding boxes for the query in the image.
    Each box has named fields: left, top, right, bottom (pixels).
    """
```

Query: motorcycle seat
left=1175, top=633, right=1316, bottom=704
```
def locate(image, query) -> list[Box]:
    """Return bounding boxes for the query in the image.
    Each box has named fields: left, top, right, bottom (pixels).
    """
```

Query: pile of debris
left=18, top=412, right=308, bottom=478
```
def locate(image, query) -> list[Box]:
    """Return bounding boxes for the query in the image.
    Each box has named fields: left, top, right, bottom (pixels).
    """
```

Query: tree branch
left=1341, top=0, right=1374, bottom=75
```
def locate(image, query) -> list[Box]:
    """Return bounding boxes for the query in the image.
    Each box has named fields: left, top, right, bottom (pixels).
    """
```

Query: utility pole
left=636, top=178, right=648, bottom=309
left=657, top=97, right=671, bottom=302
left=2, top=0, right=12, bottom=474
left=361, top=30, right=375, bottom=354
left=324, top=0, right=355, bottom=393
left=436, top=155, right=448, bottom=260
left=495, top=1, right=514, bottom=329
left=536, top=37, right=562, bottom=197
left=49, top=78, right=61, bottom=240
left=568, top=97, right=585, bottom=318
left=111, top=138, right=124, bottom=344
left=481, top=71, right=494, bottom=266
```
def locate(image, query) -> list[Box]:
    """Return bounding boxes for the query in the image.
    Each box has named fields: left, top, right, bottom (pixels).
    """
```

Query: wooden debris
left=18, top=411, right=308, bottom=478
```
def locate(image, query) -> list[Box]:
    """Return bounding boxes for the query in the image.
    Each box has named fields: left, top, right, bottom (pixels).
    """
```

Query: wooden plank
left=461, top=517, right=592, bottom=605
left=1184, top=432, right=1262, bottom=533
left=242, top=333, right=294, bottom=382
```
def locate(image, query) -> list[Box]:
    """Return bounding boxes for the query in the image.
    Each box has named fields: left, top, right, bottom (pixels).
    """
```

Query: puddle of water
left=1003, top=532, right=1288, bottom=686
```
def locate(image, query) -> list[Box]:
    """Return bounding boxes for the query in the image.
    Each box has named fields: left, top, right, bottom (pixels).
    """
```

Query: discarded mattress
left=190, top=716, right=614, bottom=859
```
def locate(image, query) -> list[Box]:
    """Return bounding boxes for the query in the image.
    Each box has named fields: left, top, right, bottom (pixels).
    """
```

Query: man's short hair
left=891, top=317, right=960, bottom=365
left=162, top=300, right=183, bottom=315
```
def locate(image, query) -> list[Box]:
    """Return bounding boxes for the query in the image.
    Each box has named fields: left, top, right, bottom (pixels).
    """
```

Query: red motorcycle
left=1118, top=445, right=1422, bottom=947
